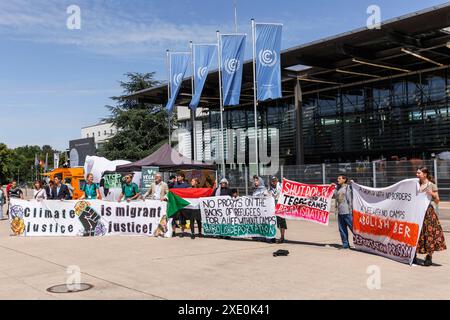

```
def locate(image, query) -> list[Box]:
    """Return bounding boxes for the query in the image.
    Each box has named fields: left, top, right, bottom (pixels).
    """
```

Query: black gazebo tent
left=115, top=144, right=217, bottom=173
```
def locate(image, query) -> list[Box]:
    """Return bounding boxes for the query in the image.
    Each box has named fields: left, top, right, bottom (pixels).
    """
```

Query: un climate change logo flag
left=255, top=23, right=283, bottom=101
left=220, top=34, right=246, bottom=106
left=166, top=52, right=191, bottom=113
left=190, top=44, right=217, bottom=110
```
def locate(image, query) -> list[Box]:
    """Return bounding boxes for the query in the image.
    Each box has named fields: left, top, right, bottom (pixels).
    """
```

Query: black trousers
left=182, top=209, right=202, bottom=234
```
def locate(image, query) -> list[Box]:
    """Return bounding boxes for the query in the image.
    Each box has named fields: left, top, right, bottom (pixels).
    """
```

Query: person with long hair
left=33, top=180, right=47, bottom=201
left=187, top=178, right=203, bottom=239
left=415, top=167, right=447, bottom=266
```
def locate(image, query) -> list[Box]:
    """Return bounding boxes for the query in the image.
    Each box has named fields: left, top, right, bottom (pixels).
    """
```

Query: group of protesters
left=0, top=166, right=446, bottom=266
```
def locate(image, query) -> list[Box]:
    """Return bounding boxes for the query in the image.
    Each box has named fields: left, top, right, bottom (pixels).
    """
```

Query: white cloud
left=0, top=0, right=225, bottom=57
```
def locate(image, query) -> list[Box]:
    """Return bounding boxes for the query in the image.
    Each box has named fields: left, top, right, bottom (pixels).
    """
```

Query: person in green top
left=118, top=174, right=141, bottom=202
left=80, top=173, right=102, bottom=200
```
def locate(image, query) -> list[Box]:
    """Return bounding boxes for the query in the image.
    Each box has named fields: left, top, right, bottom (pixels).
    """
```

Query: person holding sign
left=415, top=167, right=447, bottom=266
left=143, top=173, right=168, bottom=201
left=213, top=178, right=233, bottom=197
left=332, top=175, right=354, bottom=250
left=80, top=173, right=102, bottom=200
left=269, top=176, right=287, bottom=244
left=118, top=174, right=141, bottom=203
left=187, top=178, right=203, bottom=240
left=33, top=180, right=47, bottom=201
left=252, top=176, right=270, bottom=197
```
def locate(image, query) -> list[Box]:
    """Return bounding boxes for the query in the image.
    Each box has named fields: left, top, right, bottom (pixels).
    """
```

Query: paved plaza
left=0, top=204, right=449, bottom=300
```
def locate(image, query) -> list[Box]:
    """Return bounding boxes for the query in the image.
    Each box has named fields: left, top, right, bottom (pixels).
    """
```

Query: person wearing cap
left=214, top=178, right=233, bottom=197
left=118, top=174, right=141, bottom=202
left=269, top=176, right=287, bottom=244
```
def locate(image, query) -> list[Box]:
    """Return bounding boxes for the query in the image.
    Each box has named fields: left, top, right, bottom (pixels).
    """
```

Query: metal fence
left=226, top=159, right=450, bottom=200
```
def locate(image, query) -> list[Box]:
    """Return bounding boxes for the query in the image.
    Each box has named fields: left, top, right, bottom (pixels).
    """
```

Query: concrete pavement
left=0, top=203, right=449, bottom=300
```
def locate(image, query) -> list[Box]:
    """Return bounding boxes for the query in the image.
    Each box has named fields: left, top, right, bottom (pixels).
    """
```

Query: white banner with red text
left=352, top=179, right=430, bottom=264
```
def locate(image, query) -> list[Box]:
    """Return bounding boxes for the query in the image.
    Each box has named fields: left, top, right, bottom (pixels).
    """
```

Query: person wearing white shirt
left=33, top=180, right=47, bottom=202
left=143, top=173, right=168, bottom=201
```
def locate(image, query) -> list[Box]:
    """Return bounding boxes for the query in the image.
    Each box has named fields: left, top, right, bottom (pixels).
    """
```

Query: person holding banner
left=33, top=180, right=47, bottom=201
left=252, top=176, right=270, bottom=197
left=186, top=178, right=203, bottom=240
left=269, top=176, right=287, bottom=244
left=143, top=173, right=168, bottom=201
left=80, top=173, right=102, bottom=200
left=415, top=167, right=447, bottom=266
left=332, top=175, right=354, bottom=250
left=118, top=174, right=141, bottom=203
left=8, top=180, right=24, bottom=200
left=213, top=178, right=233, bottom=197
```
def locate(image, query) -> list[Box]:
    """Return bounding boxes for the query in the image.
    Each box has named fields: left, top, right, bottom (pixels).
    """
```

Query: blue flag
left=166, top=52, right=191, bottom=113
left=189, top=44, right=217, bottom=110
left=255, top=23, right=282, bottom=101
left=220, top=34, right=246, bottom=106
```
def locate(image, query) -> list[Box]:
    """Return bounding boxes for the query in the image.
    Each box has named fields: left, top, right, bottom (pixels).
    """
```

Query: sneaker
left=179, top=233, right=184, bottom=238
left=276, top=238, right=285, bottom=244
left=190, top=234, right=195, bottom=240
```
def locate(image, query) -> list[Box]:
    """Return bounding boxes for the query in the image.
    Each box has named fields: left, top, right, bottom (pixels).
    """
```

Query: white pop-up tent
left=84, top=156, right=131, bottom=183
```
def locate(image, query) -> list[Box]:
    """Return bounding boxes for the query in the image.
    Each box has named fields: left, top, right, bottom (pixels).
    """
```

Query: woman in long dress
left=415, top=167, right=447, bottom=266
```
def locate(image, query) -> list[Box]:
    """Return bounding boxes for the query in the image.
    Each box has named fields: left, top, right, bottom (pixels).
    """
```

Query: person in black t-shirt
left=8, top=180, right=24, bottom=200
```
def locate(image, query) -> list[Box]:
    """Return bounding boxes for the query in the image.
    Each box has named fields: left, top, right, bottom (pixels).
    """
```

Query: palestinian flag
left=167, top=188, right=214, bottom=218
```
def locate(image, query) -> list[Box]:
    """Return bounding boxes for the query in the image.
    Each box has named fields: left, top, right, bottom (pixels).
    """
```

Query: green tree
left=0, top=144, right=62, bottom=185
left=0, top=143, right=14, bottom=184
left=99, top=72, right=173, bottom=161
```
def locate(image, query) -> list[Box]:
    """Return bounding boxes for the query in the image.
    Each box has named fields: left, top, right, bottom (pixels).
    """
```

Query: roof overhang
left=125, top=3, right=450, bottom=108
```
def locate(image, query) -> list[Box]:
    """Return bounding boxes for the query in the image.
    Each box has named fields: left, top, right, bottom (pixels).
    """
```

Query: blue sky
left=0, top=0, right=447, bottom=150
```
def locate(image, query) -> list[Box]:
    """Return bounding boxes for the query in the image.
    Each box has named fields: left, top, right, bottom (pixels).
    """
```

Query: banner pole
left=190, top=42, right=197, bottom=161
left=251, top=19, right=259, bottom=176
left=217, top=31, right=226, bottom=178
left=166, top=50, right=172, bottom=145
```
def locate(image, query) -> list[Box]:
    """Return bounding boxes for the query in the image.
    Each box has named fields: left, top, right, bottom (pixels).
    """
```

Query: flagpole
left=216, top=31, right=226, bottom=178
left=233, top=0, right=238, bottom=33
left=251, top=19, right=259, bottom=177
left=166, top=50, right=172, bottom=145
left=190, top=41, right=197, bottom=161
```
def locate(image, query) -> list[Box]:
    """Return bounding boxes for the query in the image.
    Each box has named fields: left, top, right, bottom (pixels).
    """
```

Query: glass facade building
left=184, top=66, right=449, bottom=165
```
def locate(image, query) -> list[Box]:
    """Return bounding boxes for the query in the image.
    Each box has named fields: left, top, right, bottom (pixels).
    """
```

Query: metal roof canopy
left=124, top=4, right=450, bottom=108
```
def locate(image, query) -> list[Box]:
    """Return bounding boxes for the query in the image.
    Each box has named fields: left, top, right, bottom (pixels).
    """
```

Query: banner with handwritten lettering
left=275, top=179, right=335, bottom=226
left=352, top=179, right=430, bottom=265
left=200, top=196, right=277, bottom=238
